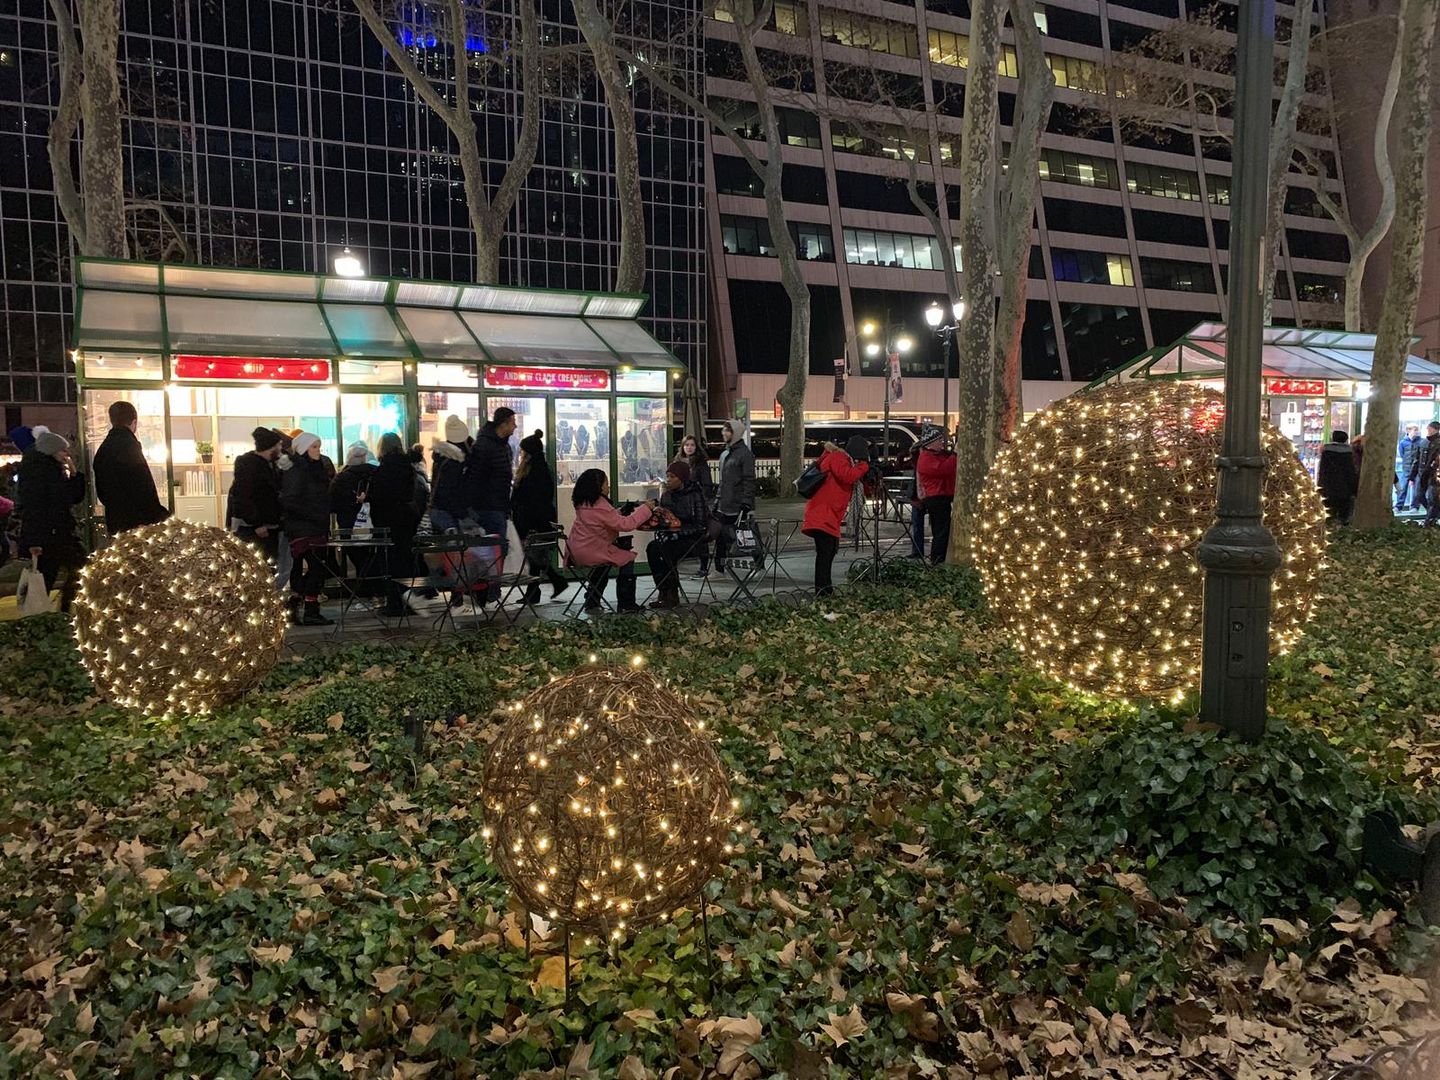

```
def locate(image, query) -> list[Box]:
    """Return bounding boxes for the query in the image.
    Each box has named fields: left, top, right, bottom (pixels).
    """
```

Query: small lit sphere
left=481, top=666, right=734, bottom=933
left=976, top=381, right=1326, bottom=701
left=72, top=518, right=287, bottom=716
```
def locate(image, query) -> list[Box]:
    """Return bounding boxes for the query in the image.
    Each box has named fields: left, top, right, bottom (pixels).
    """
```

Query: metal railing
left=1322, top=1033, right=1439, bottom=1079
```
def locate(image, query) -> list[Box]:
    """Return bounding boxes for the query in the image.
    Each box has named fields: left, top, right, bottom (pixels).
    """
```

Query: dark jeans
left=809, top=529, right=839, bottom=597
left=516, top=523, right=566, bottom=592
left=1426, top=483, right=1440, bottom=525
left=288, top=538, right=330, bottom=601
left=1324, top=494, right=1356, bottom=526
left=474, top=509, right=509, bottom=555
left=708, top=511, right=739, bottom=567
left=38, top=541, right=85, bottom=612
left=646, top=532, right=702, bottom=591
left=235, top=525, right=279, bottom=564
left=910, top=501, right=926, bottom=557
left=924, top=496, right=952, bottom=564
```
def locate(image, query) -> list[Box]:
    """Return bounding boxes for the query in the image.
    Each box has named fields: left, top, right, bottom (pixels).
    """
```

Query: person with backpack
left=801, top=435, right=870, bottom=598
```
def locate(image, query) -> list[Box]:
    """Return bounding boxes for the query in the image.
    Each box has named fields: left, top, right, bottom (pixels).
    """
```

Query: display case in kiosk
left=1090, top=322, right=1440, bottom=479
left=72, top=260, right=685, bottom=538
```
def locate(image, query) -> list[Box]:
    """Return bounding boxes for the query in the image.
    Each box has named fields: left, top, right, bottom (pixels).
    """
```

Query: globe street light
left=925, top=299, right=965, bottom=434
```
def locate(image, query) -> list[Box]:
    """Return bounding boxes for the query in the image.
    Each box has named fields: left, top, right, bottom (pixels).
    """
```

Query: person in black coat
left=430, top=415, right=473, bottom=531
left=645, top=460, right=709, bottom=609
left=368, top=432, right=424, bottom=616
left=92, top=400, right=169, bottom=536
left=17, top=431, right=88, bottom=611
left=280, top=433, right=336, bottom=625
left=510, top=430, right=568, bottom=604
left=1316, top=430, right=1359, bottom=527
left=329, top=441, right=378, bottom=589
left=465, top=407, right=516, bottom=542
left=227, top=427, right=284, bottom=561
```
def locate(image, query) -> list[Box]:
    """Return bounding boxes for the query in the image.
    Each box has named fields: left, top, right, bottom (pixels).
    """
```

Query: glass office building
left=0, top=0, right=706, bottom=418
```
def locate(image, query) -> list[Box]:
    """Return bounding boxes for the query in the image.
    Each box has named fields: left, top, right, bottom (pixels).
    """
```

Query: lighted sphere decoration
left=72, top=518, right=288, bottom=716
left=481, top=664, right=736, bottom=936
left=975, top=381, right=1326, bottom=702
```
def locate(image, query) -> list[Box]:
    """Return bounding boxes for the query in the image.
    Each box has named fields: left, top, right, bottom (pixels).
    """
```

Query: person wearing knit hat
left=226, top=426, right=285, bottom=561
left=510, top=430, right=568, bottom=605
left=645, top=458, right=708, bottom=609
left=430, top=417, right=475, bottom=547
left=443, top=415, right=469, bottom=443
left=344, top=441, right=370, bottom=468
left=7, top=426, right=35, bottom=453
left=330, top=441, right=377, bottom=544
left=16, top=424, right=87, bottom=612
left=279, top=432, right=335, bottom=625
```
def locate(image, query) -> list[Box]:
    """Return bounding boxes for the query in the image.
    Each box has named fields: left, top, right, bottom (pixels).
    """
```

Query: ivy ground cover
left=1, top=531, right=1438, bottom=1079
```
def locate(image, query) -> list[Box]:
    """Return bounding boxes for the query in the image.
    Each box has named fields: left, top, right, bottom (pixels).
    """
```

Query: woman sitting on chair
left=567, top=468, right=655, bottom=614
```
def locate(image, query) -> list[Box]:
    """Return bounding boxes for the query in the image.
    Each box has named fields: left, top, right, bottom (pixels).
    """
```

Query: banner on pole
left=833, top=357, right=846, bottom=402
left=888, top=352, right=904, bottom=403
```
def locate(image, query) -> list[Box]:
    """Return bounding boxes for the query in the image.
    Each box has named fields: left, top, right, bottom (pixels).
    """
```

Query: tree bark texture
left=46, top=0, right=88, bottom=255
left=946, top=0, right=1002, bottom=564
left=1354, top=0, right=1436, bottom=531
left=990, top=0, right=1054, bottom=450
left=1260, top=0, right=1314, bottom=323
left=78, top=0, right=127, bottom=258
left=572, top=0, right=646, bottom=294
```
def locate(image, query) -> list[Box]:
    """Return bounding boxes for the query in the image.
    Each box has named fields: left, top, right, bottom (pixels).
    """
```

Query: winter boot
left=616, top=572, right=642, bottom=614
left=299, top=600, right=333, bottom=626
left=649, top=584, right=680, bottom=610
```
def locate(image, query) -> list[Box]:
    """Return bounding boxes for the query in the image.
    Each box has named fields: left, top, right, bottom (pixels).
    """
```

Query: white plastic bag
left=17, top=561, right=54, bottom=617
left=504, top=520, right=526, bottom=576
left=352, top=502, right=372, bottom=538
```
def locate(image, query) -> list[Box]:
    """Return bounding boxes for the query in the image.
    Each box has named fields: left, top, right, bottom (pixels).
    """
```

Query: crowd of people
left=16, top=400, right=1440, bottom=620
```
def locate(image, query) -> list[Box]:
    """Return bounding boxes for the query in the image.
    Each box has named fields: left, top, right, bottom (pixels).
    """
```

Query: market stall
left=71, top=260, right=683, bottom=535
left=1091, top=322, right=1440, bottom=477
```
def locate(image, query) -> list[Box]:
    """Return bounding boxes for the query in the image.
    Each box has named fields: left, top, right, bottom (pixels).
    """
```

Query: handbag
left=794, top=462, right=825, bottom=499
left=504, top=520, right=525, bottom=575
left=17, top=559, right=54, bottom=617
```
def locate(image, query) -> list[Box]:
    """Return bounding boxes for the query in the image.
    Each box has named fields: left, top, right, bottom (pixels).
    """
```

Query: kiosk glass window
left=80, top=352, right=164, bottom=381
left=418, top=362, right=480, bottom=389
left=616, top=396, right=668, bottom=509
left=323, top=304, right=408, bottom=356
left=554, top=396, right=611, bottom=533
left=342, top=393, right=408, bottom=457
left=396, top=308, right=484, bottom=359
left=338, top=358, right=405, bottom=386
left=83, top=387, right=168, bottom=518
left=464, top=312, right=614, bottom=365
left=76, top=291, right=165, bottom=351
left=486, top=396, right=547, bottom=470
left=165, top=296, right=336, bottom=354
left=418, top=391, right=481, bottom=445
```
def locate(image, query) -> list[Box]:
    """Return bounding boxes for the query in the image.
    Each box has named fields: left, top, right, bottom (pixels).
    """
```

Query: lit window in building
left=1038, top=148, right=1119, bottom=189
left=819, top=8, right=920, bottom=58
left=721, top=214, right=774, bottom=257
left=843, top=227, right=949, bottom=270
left=1208, top=175, right=1231, bottom=205
left=1051, top=249, right=1134, bottom=287
left=1140, top=257, right=1215, bottom=293
left=1034, top=6, right=1049, bottom=33
left=712, top=2, right=807, bottom=33
left=1126, top=160, right=1203, bottom=201
left=1046, top=53, right=1104, bottom=93
left=830, top=120, right=929, bottom=162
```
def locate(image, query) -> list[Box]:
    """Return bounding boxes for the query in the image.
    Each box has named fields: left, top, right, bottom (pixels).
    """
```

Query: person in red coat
left=801, top=435, right=870, bottom=597
left=916, top=437, right=957, bottom=564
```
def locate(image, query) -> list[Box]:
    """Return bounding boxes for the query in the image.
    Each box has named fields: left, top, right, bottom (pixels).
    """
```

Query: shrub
left=0, top=612, right=93, bottom=703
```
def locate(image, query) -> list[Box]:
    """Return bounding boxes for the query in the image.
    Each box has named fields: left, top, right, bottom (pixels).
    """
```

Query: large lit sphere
left=481, top=665, right=735, bottom=935
left=73, top=518, right=287, bottom=716
left=976, top=381, right=1326, bottom=701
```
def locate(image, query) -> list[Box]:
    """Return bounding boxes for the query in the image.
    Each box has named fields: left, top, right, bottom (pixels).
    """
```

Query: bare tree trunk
left=991, top=0, right=1054, bottom=449
left=573, top=0, right=646, bottom=293
left=46, top=0, right=88, bottom=255
left=1261, top=0, right=1314, bottom=322
left=78, top=0, right=127, bottom=257
left=947, top=0, right=1002, bottom=564
left=1354, top=0, right=1436, bottom=530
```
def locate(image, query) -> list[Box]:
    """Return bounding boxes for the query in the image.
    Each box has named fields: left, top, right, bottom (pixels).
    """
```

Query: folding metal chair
left=722, top=512, right=769, bottom=605
left=325, top=526, right=393, bottom=633
left=411, top=529, right=502, bottom=631
left=557, top=534, right=619, bottom=619
left=486, top=527, right=565, bottom=625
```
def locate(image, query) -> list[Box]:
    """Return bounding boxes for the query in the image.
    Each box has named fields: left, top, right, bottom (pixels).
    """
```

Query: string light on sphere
left=975, top=381, right=1326, bottom=702
left=72, top=518, right=287, bottom=717
left=481, top=665, right=736, bottom=935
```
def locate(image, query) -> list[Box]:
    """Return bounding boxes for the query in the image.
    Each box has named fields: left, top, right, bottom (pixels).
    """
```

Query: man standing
left=466, top=405, right=517, bottom=546
left=1397, top=423, right=1426, bottom=511
left=93, top=400, right=169, bottom=535
left=18, top=431, right=88, bottom=612
left=1418, top=421, right=1440, bottom=527
left=709, top=420, right=756, bottom=572
left=916, top=432, right=957, bottom=563
left=1317, top=430, right=1360, bottom=527
left=227, top=426, right=285, bottom=560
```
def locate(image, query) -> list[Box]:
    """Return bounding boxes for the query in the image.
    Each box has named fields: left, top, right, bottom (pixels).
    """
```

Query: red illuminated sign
left=1402, top=383, right=1435, bottom=400
left=1264, top=378, right=1325, bottom=397
left=484, top=366, right=611, bottom=392
left=173, top=356, right=332, bottom=382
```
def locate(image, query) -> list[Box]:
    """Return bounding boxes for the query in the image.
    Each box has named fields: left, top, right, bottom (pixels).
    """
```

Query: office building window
left=793, top=221, right=835, bottom=261
left=1059, top=303, right=1145, bottom=381
left=782, top=164, right=828, bottom=203
left=1207, top=175, right=1231, bottom=205
left=1043, top=7, right=1104, bottom=45
left=1047, top=53, right=1105, bottom=93
left=1022, top=299, right=1064, bottom=378
left=1039, top=148, right=1119, bottom=190
left=818, top=8, right=920, bottom=58
left=1126, top=160, right=1202, bottom=201
left=713, top=1, right=807, bottom=34
left=836, top=170, right=924, bottom=215
left=1148, top=308, right=1211, bottom=346
left=1132, top=208, right=1208, bottom=247
left=1052, top=249, right=1134, bottom=287
left=831, top=120, right=930, bottom=163
left=1293, top=273, right=1345, bottom=305
left=1140, top=257, right=1215, bottom=293
left=1109, top=0, right=1180, bottom=16
left=843, top=227, right=952, bottom=271
left=1045, top=197, right=1128, bottom=237
left=928, top=29, right=1019, bottom=76
left=1284, top=186, right=1334, bottom=218
left=721, top=214, right=774, bottom=257
left=712, top=153, right=762, bottom=198
left=1286, top=229, right=1349, bottom=262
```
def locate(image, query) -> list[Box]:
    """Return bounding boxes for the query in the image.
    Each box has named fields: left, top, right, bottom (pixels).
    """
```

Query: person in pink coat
left=566, top=468, right=656, bottom=613
left=801, top=435, right=871, bottom=597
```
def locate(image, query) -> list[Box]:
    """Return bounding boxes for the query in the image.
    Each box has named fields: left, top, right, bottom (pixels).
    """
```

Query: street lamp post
left=925, top=300, right=966, bottom=435
left=859, top=316, right=913, bottom=469
left=1195, top=0, right=1280, bottom=741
